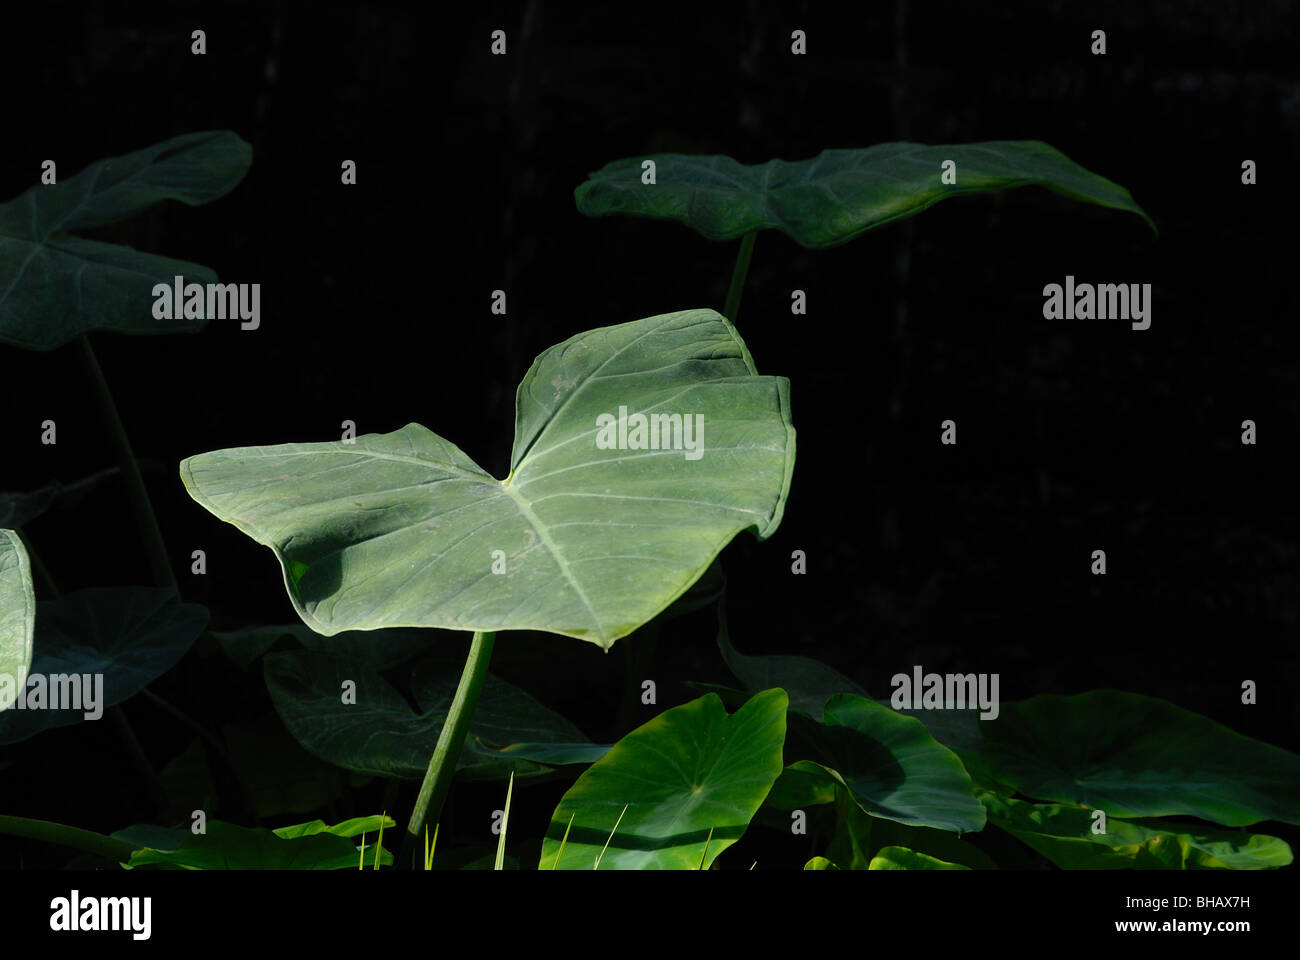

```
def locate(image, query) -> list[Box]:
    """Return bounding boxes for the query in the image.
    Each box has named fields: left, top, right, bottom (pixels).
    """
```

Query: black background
left=1, top=1, right=1297, bottom=870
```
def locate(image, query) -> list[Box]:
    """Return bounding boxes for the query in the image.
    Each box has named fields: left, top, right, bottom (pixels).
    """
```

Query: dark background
left=1, top=0, right=1296, bottom=868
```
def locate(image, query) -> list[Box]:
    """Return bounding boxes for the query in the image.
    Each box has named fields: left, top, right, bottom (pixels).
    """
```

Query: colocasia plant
left=2, top=133, right=1297, bottom=871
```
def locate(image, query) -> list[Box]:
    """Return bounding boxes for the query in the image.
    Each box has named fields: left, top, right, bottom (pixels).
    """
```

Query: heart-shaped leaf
left=0, top=131, right=252, bottom=350
left=967, top=691, right=1300, bottom=827
left=981, top=792, right=1292, bottom=870
left=575, top=141, right=1154, bottom=249
left=766, top=694, right=986, bottom=834
left=114, top=816, right=391, bottom=870
left=539, top=689, right=788, bottom=869
left=181, top=309, right=795, bottom=648
left=264, top=647, right=593, bottom=780
left=0, top=588, right=207, bottom=743
left=0, top=530, right=35, bottom=713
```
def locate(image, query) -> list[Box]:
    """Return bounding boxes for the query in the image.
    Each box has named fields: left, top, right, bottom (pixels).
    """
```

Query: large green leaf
left=0, top=588, right=207, bottom=743
left=575, top=141, right=1154, bottom=249
left=539, top=689, right=788, bottom=869
left=114, top=816, right=391, bottom=870
left=0, top=530, right=35, bottom=712
left=181, top=309, right=795, bottom=648
left=766, top=694, right=985, bottom=834
left=0, top=131, right=252, bottom=350
left=981, top=792, right=1292, bottom=870
left=265, top=647, right=592, bottom=780
left=968, top=691, right=1300, bottom=827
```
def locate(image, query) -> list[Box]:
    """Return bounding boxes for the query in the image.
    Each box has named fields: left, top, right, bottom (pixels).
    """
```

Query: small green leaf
left=862, top=817, right=1000, bottom=870
left=114, top=818, right=389, bottom=870
left=181, top=309, right=795, bottom=649
left=868, top=845, right=970, bottom=870
left=272, top=814, right=394, bottom=840
left=575, top=141, right=1154, bottom=249
left=0, top=530, right=35, bottom=713
left=540, top=689, right=789, bottom=869
left=0, top=131, right=252, bottom=350
left=803, top=856, right=840, bottom=870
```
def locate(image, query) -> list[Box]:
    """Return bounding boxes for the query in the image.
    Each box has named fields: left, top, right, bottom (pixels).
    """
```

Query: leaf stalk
left=722, top=232, right=757, bottom=323
left=399, top=629, right=496, bottom=867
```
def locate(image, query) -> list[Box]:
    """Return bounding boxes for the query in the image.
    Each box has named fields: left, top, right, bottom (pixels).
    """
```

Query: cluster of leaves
left=2, top=131, right=1295, bottom=870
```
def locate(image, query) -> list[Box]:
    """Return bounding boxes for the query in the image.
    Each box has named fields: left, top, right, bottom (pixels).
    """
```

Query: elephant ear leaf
left=0, top=130, right=252, bottom=350
left=575, top=140, right=1154, bottom=249
left=539, top=689, right=789, bottom=869
left=180, top=308, right=795, bottom=649
left=968, top=691, right=1300, bottom=827
left=0, top=530, right=35, bottom=713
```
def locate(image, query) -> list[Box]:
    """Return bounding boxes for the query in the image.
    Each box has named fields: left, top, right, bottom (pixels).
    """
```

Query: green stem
left=399, top=630, right=496, bottom=868
left=74, top=335, right=178, bottom=596
left=722, top=231, right=757, bottom=323
left=0, top=814, right=135, bottom=863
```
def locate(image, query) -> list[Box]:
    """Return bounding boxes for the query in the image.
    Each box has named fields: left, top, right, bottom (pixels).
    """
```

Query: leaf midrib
left=500, top=480, right=603, bottom=639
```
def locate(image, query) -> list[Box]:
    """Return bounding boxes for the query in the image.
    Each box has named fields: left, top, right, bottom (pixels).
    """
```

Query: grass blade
left=553, top=812, right=575, bottom=870
left=697, top=826, right=714, bottom=870
left=494, top=772, right=514, bottom=871
left=423, top=822, right=440, bottom=871
left=373, top=811, right=386, bottom=870
left=593, top=803, right=628, bottom=870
